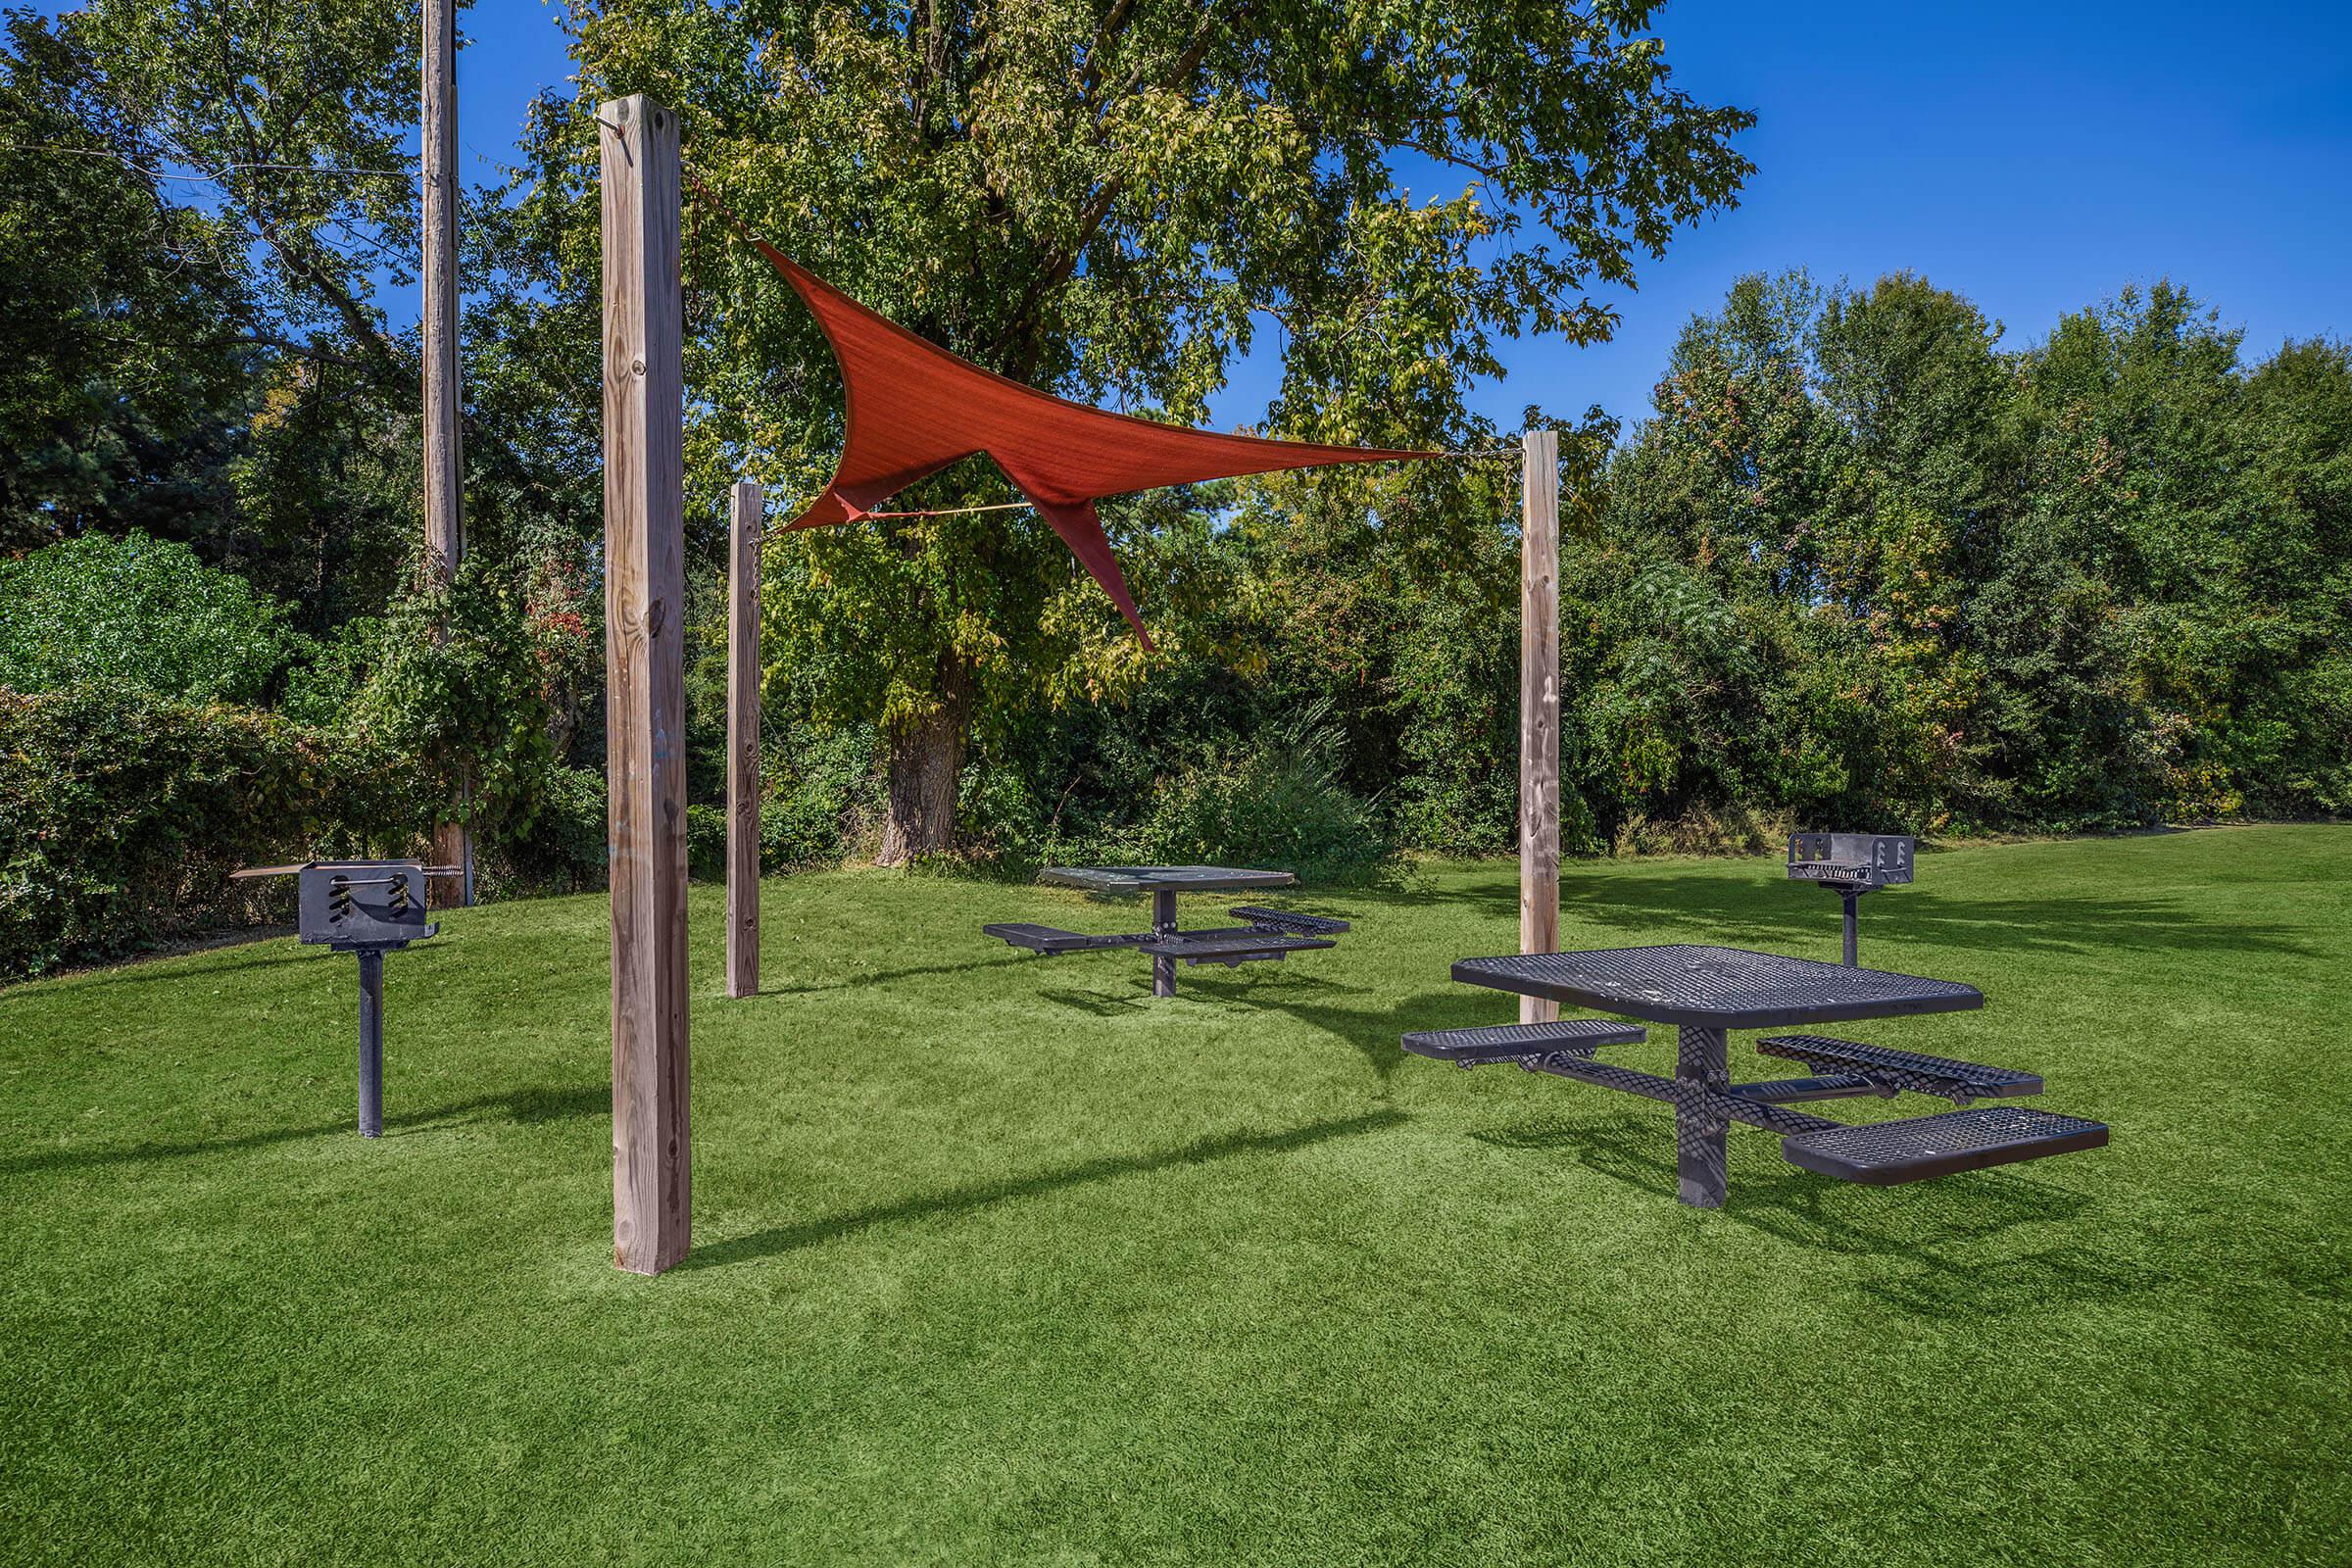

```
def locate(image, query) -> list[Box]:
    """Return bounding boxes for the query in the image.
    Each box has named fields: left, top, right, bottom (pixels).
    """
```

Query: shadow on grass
left=678, top=1106, right=1412, bottom=1272
left=759, top=952, right=1031, bottom=997
left=1556, top=876, right=2314, bottom=960
left=3, top=944, right=316, bottom=993
left=0, top=1083, right=607, bottom=1179
left=1169, top=976, right=1508, bottom=1090
left=1476, top=1109, right=2153, bottom=1317
left=1315, top=862, right=2315, bottom=961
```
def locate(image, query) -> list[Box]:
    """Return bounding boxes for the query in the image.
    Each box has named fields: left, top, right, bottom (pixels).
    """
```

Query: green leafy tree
left=482, top=0, right=1753, bottom=858
left=284, top=564, right=560, bottom=845
left=0, top=4, right=454, bottom=626
left=30, top=0, right=425, bottom=390
left=0, top=16, right=253, bottom=548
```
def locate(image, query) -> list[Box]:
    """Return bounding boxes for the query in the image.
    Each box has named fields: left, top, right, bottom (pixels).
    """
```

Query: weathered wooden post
left=600, top=95, right=691, bottom=1275
left=726, top=480, right=763, bottom=1001
left=421, top=0, right=471, bottom=906
left=1519, top=428, right=1561, bottom=1025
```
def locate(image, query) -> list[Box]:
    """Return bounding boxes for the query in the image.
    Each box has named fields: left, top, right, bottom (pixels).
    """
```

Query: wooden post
left=1519, top=428, right=1561, bottom=1025
left=422, top=0, right=470, bottom=907
left=601, top=95, right=691, bottom=1275
left=725, top=480, right=762, bottom=1001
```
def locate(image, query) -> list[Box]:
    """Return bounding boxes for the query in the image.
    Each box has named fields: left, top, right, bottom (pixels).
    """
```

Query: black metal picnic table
left=984, top=865, right=1348, bottom=998
left=1413, top=944, right=2106, bottom=1206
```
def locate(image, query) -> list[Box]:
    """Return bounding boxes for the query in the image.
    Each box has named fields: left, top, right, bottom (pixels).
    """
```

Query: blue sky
left=61, top=0, right=2352, bottom=433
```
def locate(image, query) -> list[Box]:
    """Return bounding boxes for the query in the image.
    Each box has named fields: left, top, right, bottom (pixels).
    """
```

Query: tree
left=0, top=16, right=252, bottom=549
left=0, top=4, right=444, bottom=626
left=33, top=0, right=425, bottom=393
left=484, top=0, right=1754, bottom=858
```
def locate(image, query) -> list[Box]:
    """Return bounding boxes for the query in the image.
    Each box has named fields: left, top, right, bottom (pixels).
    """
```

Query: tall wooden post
left=725, top=480, right=762, bottom=1001
left=1519, top=429, right=1561, bottom=1025
left=421, top=0, right=470, bottom=906
left=601, top=96, right=690, bottom=1275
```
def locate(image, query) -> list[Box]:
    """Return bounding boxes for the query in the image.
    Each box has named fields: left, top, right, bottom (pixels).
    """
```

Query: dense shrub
left=495, top=763, right=609, bottom=894
left=0, top=531, right=305, bottom=704
left=0, top=685, right=409, bottom=979
left=1133, top=704, right=1396, bottom=883
left=284, top=564, right=559, bottom=846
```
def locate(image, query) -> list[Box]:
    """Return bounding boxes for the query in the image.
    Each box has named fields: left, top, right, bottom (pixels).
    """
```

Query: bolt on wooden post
left=600, top=95, right=691, bottom=1275
left=1519, top=428, right=1562, bottom=1025
left=726, top=480, right=763, bottom=1001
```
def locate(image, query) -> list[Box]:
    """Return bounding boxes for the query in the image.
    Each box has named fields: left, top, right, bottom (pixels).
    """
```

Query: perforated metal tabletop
left=1039, top=865, right=1298, bottom=894
left=1449, top=945, right=1982, bottom=1029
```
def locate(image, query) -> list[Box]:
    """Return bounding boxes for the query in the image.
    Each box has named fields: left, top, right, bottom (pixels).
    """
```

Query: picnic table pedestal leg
left=1675, top=1025, right=1728, bottom=1207
left=356, top=950, right=385, bottom=1139
left=1152, top=890, right=1178, bottom=998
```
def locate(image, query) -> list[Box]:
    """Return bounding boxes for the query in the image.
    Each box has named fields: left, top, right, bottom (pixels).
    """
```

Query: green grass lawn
left=4, top=828, right=2348, bottom=1565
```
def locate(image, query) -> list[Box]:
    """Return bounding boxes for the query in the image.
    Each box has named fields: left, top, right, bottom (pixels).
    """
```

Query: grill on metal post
left=232, top=860, right=450, bottom=1136
left=1786, top=833, right=1914, bottom=965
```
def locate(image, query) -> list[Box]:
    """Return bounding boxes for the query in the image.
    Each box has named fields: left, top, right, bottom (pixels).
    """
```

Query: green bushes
left=284, top=566, right=558, bottom=847
left=1132, top=704, right=1394, bottom=883
left=0, top=685, right=408, bottom=979
left=962, top=700, right=1396, bottom=883
left=498, top=764, right=609, bottom=894
left=681, top=732, right=881, bottom=882
left=0, top=531, right=306, bottom=704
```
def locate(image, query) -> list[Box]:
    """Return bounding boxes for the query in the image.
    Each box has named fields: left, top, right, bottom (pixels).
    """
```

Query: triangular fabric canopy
left=748, top=239, right=1437, bottom=647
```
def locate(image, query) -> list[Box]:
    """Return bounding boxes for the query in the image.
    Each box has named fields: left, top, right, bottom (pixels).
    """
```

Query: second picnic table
left=1409, top=944, right=2108, bottom=1206
left=984, top=865, right=1349, bottom=998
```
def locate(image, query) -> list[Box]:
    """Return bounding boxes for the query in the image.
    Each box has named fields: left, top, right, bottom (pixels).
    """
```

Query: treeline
left=4, top=5, right=2349, bottom=980
left=968, top=273, right=2352, bottom=861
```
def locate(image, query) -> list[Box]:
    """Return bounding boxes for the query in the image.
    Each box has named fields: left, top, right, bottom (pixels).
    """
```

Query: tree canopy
left=474, top=0, right=1755, bottom=854
left=1, top=1, right=2345, bottom=983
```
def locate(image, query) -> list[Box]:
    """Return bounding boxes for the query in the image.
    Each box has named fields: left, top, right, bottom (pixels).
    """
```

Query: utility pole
left=422, top=0, right=471, bottom=906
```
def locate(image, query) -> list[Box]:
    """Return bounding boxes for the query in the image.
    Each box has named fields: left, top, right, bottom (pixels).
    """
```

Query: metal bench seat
left=1137, top=932, right=1336, bottom=966
left=981, top=923, right=1150, bottom=956
left=1228, top=906, right=1351, bottom=936
left=1781, top=1105, right=2109, bottom=1185
left=1400, top=1018, right=1647, bottom=1065
left=1757, top=1034, right=2042, bottom=1103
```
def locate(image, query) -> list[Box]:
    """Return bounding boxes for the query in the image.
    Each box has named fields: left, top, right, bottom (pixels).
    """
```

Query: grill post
left=1676, top=1025, right=1729, bottom=1207
left=1151, top=889, right=1178, bottom=998
left=1840, top=889, right=1860, bottom=965
left=356, top=949, right=385, bottom=1138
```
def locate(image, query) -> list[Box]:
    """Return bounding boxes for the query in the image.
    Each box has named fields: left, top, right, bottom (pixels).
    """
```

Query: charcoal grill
left=232, top=860, right=452, bottom=1137
left=1787, top=832, right=1914, bottom=964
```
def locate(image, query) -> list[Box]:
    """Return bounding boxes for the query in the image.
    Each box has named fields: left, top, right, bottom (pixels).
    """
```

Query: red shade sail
left=749, top=239, right=1436, bottom=647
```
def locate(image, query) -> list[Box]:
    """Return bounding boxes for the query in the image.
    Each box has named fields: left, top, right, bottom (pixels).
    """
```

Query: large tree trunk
left=877, top=671, right=970, bottom=864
